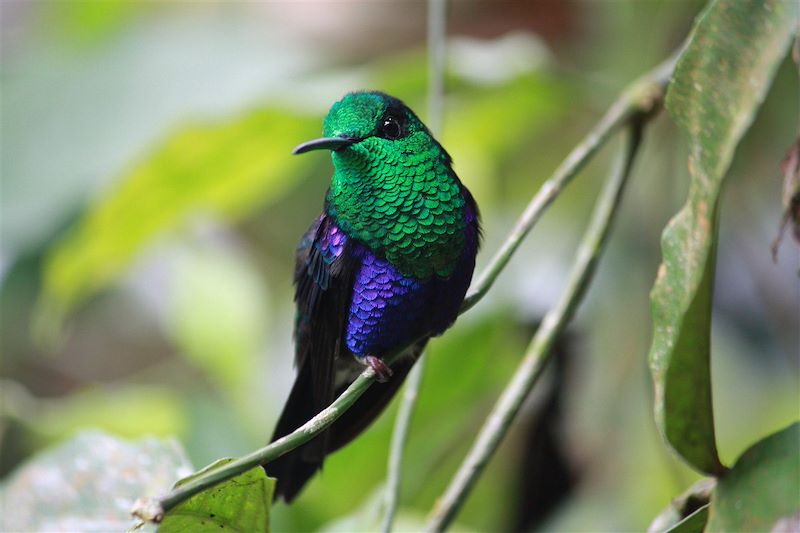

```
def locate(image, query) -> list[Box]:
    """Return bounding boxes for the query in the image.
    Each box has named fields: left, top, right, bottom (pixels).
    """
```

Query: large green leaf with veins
left=649, top=0, right=797, bottom=475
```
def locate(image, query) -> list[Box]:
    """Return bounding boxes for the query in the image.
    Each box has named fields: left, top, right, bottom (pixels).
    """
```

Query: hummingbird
left=265, top=91, right=480, bottom=502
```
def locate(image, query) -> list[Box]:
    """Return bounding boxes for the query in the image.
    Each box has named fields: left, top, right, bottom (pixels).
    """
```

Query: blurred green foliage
left=46, top=1, right=150, bottom=46
left=28, top=385, right=187, bottom=442
left=1, top=1, right=797, bottom=531
left=167, top=244, right=269, bottom=393
left=0, top=431, right=191, bottom=532
left=37, top=109, right=319, bottom=330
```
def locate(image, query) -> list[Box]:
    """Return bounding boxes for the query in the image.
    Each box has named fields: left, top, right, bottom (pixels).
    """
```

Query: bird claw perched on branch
left=364, top=355, right=394, bottom=383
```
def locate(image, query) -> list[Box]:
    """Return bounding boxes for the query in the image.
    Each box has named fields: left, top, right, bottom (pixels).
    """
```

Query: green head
left=294, top=92, right=437, bottom=157
left=294, top=91, right=467, bottom=279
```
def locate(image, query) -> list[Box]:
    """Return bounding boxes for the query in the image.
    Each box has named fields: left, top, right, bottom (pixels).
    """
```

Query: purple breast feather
left=345, top=200, right=478, bottom=357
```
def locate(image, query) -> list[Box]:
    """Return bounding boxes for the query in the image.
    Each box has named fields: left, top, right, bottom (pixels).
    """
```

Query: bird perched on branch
left=265, top=91, right=480, bottom=502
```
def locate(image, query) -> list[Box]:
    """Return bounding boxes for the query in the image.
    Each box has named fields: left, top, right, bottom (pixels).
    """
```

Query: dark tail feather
left=264, top=360, right=328, bottom=502
left=326, top=355, right=415, bottom=453
left=265, top=345, right=423, bottom=502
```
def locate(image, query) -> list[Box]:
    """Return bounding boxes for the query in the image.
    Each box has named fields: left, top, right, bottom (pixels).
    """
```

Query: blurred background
left=1, top=1, right=797, bottom=531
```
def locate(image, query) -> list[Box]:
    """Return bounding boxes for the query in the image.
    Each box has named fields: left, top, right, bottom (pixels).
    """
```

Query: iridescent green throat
left=326, top=139, right=466, bottom=280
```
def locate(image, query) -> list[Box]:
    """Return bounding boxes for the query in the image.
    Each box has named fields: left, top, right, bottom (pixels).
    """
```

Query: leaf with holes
left=158, top=459, right=275, bottom=533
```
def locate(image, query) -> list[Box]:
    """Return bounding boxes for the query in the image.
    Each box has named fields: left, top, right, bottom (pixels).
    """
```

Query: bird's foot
left=364, top=355, right=393, bottom=383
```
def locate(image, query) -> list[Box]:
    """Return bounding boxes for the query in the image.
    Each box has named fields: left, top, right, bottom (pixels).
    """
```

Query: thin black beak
left=293, top=136, right=357, bottom=155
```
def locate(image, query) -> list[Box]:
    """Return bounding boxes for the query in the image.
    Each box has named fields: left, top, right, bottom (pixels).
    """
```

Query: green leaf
left=649, top=0, right=797, bottom=475
left=648, top=478, right=714, bottom=533
left=37, top=107, right=318, bottom=330
left=159, top=459, right=275, bottom=533
left=0, top=431, right=193, bottom=532
left=706, top=422, right=800, bottom=532
left=665, top=505, right=709, bottom=533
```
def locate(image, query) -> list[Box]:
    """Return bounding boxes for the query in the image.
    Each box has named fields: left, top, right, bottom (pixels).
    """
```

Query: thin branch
left=382, top=354, right=426, bottom=533
left=133, top=370, right=378, bottom=523
left=381, top=1, right=448, bottom=531
left=426, top=120, right=645, bottom=532
left=460, top=54, right=675, bottom=313
left=132, top=54, right=675, bottom=525
left=426, top=0, right=447, bottom=135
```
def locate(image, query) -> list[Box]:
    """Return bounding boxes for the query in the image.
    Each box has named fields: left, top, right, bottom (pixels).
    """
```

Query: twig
left=426, top=119, right=645, bottom=532
left=460, top=54, right=675, bottom=313
left=381, top=355, right=426, bottom=533
left=132, top=369, right=378, bottom=523
left=381, top=1, right=447, bottom=531
left=132, top=54, right=674, bottom=525
left=426, top=0, right=447, bottom=136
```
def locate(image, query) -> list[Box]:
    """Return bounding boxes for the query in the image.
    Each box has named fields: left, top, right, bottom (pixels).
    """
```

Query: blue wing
left=267, top=212, right=359, bottom=501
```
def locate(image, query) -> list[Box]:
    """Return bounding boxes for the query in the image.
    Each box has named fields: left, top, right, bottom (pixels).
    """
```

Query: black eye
left=379, top=115, right=404, bottom=140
